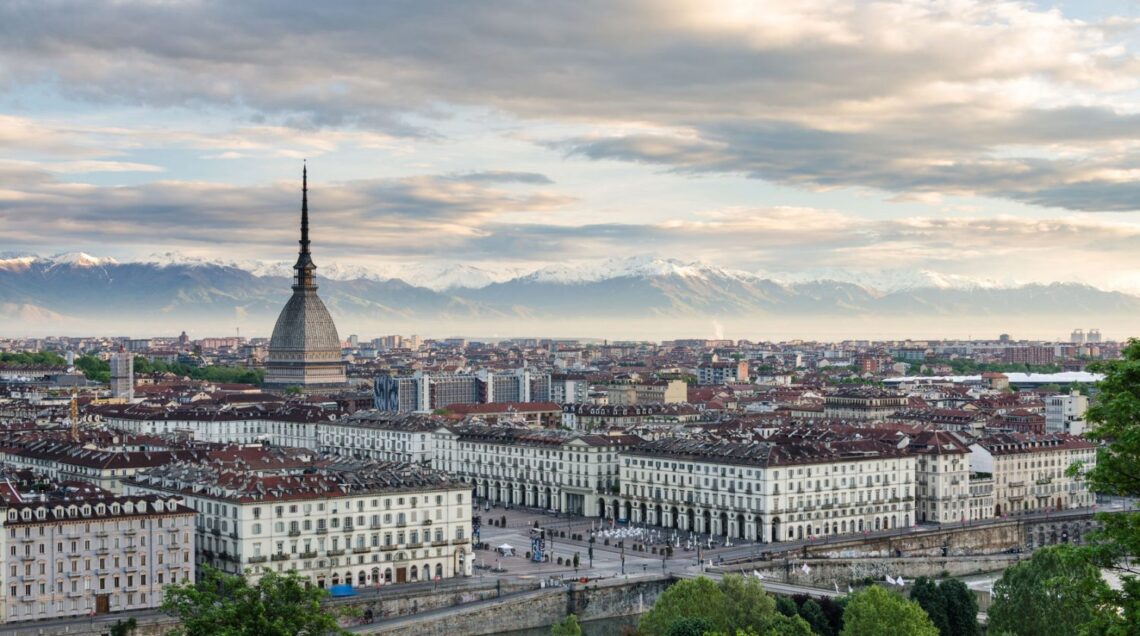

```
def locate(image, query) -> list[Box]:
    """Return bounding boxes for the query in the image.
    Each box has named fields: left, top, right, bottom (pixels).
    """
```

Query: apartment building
left=908, top=431, right=986, bottom=523
left=822, top=388, right=910, bottom=420
left=432, top=425, right=640, bottom=517
left=319, top=411, right=439, bottom=463
left=1045, top=391, right=1089, bottom=436
left=91, top=403, right=338, bottom=449
left=619, top=438, right=916, bottom=543
left=969, top=433, right=1097, bottom=517
left=124, top=455, right=472, bottom=589
left=0, top=440, right=207, bottom=495
left=1, top=493, right=194, bottom=624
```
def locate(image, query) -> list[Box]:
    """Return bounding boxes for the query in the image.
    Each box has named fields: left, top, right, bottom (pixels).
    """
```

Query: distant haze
left=0, top=254, right=1130, bottom=342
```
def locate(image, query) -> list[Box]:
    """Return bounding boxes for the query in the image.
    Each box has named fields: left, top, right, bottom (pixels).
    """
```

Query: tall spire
left=293, top=162, right=317, bottom=290
left=300, top=162, right=310, bottom=255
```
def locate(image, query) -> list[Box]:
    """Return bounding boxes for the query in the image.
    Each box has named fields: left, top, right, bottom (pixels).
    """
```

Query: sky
left=5, top=0, right=1140, bottom=293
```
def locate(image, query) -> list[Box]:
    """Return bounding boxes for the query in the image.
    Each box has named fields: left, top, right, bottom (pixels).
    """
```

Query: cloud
left=0, top=163, right=572, bottom=257
left=3, top=1, right=1140, bottom=210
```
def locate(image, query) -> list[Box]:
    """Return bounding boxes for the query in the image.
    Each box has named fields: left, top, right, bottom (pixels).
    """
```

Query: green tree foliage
left=909, top=577, right=950, bottom=636
left=110, top=618, right=138, bottom=636
left=768, top=616, right=815, bottom=636
left=936, top=579, right=979, bottom=636
left=639, top=575, right=787, bottom=636
left=134, top=356, right=264, bottom=385
left=162, top=566, right=350, bottom=636
left=797, top=598, right=832, bottom=636
left=840, top=586, right=938, bottom=636
left=666, top=616, right=717, bottom=636
left=0, top=352, right=67, bottom=366
left=551, top=613, right=583, bottom=636
left=776, top=594, right=799, bottom=617
left=1077, top=338, right=1140, bottom=630
left=707, top=617, right=813, bottom=636
left=988, top=545, right=1116, bottom=636
left=75, top=355, right=110, bottom=383
left=639, top=577, right=726, bottom=636
left=718, top=573, right=777, bottom=632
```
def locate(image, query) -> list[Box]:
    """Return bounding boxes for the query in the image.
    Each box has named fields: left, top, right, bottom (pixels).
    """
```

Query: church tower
left=263, top=166, right=347, bottom=391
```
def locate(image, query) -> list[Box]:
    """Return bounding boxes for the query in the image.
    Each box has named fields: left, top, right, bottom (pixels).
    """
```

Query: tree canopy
left=839, top=586, right=938, bottom=636
left=988, top=545, right=1116, bottom=636
left=908, top=577, right=978, bottom=636
left=1072, top=338, right=1140, bottom=630
left=639, top=576, right=808, bottom=636
left=162, top=566, right=350, bottom=636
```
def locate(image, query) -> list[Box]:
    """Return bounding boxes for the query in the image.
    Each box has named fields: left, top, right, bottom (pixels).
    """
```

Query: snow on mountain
left=526, top=256, right=750, bottom=285
left=389, top=263, right=519, bottom=291
left=0, top=252, right=118, bottom=271
left=760, top=267, right=1015, bottom=293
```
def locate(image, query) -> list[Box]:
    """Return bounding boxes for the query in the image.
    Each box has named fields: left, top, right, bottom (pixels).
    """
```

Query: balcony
left=124, top=528, right=137, bottom=536
left=352, top=547, right=371, bottom=554
left=299, top=551, right=318, bottom=560
left=326, top=549, right=345, bottom=557
left=315, top=527, right=328, bottom=535
left=342, top=525, right=354, bottom=533
left=288, top=530, right=301, bottom=537
left=431, top=540, right=449, bottom=547
left=451, top=538, right=469, bottom=545
left=95, top=531, right=109, bottom=538
left=380, top=545, right=396, bottom=552
left=422, top=519, right=432, bottom=526
left=270, top=553, right=290, bottom=562
left=247, top=555, right=268, bottom=564
left=210, top=528, right=221, bottom=537
left=396, top=520, right=407, bottom=528
left=407, top=542, right=423, bottom=549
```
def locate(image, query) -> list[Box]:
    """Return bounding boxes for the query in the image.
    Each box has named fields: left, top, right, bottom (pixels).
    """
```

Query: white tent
left=498, top=544, right=514, bottom=555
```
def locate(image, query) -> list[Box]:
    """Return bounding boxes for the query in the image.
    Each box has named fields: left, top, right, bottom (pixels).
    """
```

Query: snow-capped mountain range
left=1, top=251, right=1136, bottom=336
left=0, top=251, right=1089, bottom=293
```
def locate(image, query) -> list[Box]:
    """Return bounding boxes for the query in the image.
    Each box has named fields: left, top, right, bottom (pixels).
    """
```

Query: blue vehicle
left=328, top=584, right=357, bottom=598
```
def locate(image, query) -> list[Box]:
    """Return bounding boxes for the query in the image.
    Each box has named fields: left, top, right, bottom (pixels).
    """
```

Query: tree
left=840, top=586, right=938, bottom=636
left=110, top=618, right=138, bottom=636
left=776, top=595, right=799, bottom=617
left=797, top=598, right=832, bottom=636
left=768, top=616, right=815, bottom=636
left=718, top=573, right=778, bottom=633
left=162, top=566, right=350, bottom=636
left=551, top=613, right=582, bottom=636
left=639, top=576, right=726, bottom=636
left=909, top=577, right=949, bottom=636
left=666, top=616, right=717, bottom=636
left=74, top=354, right=109, bottom=383
left=936, top=579, right=978, bottom=636
left=639, top=575, right=784, bottom=636
left=1075, top=338, right=1140, bottom=630
left=988, top=545, right=1116, bottom=636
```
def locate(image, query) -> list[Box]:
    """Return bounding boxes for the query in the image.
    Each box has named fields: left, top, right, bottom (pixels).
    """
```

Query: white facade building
left=969, top=433, right=1097, bottom=517
left=619, top=438, right=916, bottom=543
left=124, top=457, right=472, bottom=589
left=433, top=425, right=639, bottom=517
left=1, top=494, right=194, bottom=624
left=92, top=403, right=336, bottom=449
left=319, top=411, right=439, bottom=463
left=1045, top=391, right=1089, bottom=436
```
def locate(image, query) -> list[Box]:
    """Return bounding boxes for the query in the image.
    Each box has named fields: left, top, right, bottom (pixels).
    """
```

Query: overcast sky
left=4, top=0, right=1140, bottom=291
